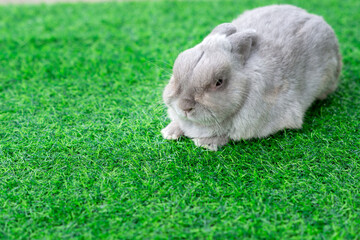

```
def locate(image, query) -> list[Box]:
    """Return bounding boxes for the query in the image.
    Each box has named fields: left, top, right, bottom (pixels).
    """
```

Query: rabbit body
left=162, top=5, right=341, bottom=150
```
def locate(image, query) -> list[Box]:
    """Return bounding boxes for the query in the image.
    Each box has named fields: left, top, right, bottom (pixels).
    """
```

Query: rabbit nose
left=183, top=106, right=194, bottom=113
left=178, top=99, right=195, bottom=113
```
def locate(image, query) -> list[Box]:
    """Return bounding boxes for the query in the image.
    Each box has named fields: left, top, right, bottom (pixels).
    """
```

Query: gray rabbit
left=161, top=5, right=342, bottom=151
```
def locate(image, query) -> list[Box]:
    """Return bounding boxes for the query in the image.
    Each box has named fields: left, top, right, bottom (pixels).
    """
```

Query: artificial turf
left=0, top=0, right=359, bottom=239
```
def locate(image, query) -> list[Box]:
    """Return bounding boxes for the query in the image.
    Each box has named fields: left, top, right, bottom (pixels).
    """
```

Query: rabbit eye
left=215, top=79, right=223, bottom=87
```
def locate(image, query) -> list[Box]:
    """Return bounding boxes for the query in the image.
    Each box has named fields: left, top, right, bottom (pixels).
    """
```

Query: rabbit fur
left=161, top=4, right=342, bottom=151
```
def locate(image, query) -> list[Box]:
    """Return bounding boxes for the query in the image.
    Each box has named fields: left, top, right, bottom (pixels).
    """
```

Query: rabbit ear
left=228, top=29, right=258, bottom=64
left=210, top=23, right=237, bottom=36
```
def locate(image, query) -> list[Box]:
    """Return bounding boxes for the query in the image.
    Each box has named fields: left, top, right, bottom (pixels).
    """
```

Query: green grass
left=0, top=0, right=359, bottom=239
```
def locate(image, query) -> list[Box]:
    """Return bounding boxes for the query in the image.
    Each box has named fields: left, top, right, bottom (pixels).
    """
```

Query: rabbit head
left=163, top=23, right=258, bottom=127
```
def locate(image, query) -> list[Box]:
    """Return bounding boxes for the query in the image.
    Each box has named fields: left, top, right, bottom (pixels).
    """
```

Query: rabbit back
left=228, top=5, right=341, bottom=139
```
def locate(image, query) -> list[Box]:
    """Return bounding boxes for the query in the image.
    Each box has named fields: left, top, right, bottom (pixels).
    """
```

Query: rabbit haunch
left=162, top=4, right=341, bottom=151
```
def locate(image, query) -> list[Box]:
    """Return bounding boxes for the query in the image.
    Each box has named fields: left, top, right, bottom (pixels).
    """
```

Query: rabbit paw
left=193, top=136, right=229, bottom=151
left=161, top=121, right=184, bottom=140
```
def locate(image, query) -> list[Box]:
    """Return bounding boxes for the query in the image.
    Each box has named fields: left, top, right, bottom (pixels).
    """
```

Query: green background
left=0, top=0, right=359, bottom=239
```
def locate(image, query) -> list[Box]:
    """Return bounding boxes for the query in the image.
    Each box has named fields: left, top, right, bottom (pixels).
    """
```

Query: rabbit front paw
left=193, top=136, right=229, bottom=151
left=161, top=121, right=184, bottom=140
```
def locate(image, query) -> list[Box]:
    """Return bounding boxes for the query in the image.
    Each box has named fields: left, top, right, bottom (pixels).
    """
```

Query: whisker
left=206, top=108, right=223, bottom=133
left=144, top=59, right=173, bottom=75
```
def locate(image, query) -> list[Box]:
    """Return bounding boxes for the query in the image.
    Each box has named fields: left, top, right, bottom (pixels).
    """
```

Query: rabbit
left=161, top=4, right=342, bottom=151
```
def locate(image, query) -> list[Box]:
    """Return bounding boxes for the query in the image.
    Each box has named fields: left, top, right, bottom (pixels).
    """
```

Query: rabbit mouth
left=174, top=106, right=194, bottom=121
left=173, top=106, right=221, bottom=127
